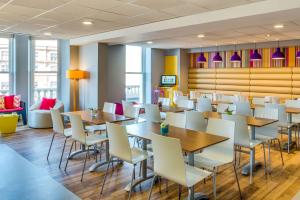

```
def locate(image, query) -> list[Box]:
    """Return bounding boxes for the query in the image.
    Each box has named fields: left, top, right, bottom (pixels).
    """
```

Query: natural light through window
left=125, top=45, right=144, bottom=103
left=0, top=38, right=10, bottom=95
left=33, top=40, right=58, bottom=102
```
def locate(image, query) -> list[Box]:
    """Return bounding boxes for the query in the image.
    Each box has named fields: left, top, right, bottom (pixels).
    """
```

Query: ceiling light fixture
left=274, top=24, right=284, bottom=29
left=197, top=47, right=206, bottom=63
left=82, top=21, right=93, bottom=25
left=43, top=32, right=52, bottom=36
left=272, top=40, right=285, bottom=60
left=213, top=46, right=222, bottom=63
left=250, top=43, right=262, bottom=61
left=147, top=41, right=153, bottom=44
left=197, top=34, right=205, bottom=38
left=230, top=44, right=241, bottom=62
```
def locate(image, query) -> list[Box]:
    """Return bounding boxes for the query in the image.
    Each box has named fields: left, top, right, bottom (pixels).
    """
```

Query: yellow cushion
left=0, top=114, right=18, bottom=134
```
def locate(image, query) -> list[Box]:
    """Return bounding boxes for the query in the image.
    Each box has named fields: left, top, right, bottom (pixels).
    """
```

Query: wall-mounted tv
left=160, top=75, right=176, bottom=87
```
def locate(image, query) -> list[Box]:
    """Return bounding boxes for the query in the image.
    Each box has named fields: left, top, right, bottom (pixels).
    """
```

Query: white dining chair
left=217, top=103, right=236, bottom=114
left=148, top=133, right=212, bottom=200
left=194, top=118, right=242, bottom=199
left=176, top=99, right=194, bottom=109
left=185, top=111, right=207, bottom=132
left=200, top=93, right=213, bottom=101
left=173, top=90, right=184, bottom=104
left=65, top=114, right=108, bottom=182
left=265, top=96, right=280, bottom=104
left=234, top=94, right=249, bottom=102
left=48, top=109, right=72, bottom=168
left=265, top=103, right=298, bottom=153
left=234, top=101, right=252, bottom=116
left=222, top=114, right=267, bottom=184
left=100, top=122, right=152, bottom=199
left=286, top=100, right=300, bottom=123
left=219, top=94, right=235, bottom=103
left=144, top=104, right=161, bottom=123
left=252, top=97, right=265, bottom=105
left=197, top=97, right=212, bottom=112
left=165, top=112, right=186, bottom=128
left=158, top=97, right=170, bottom=106
left=190, top=90, right=201, bottom=100
left=85, top=102, right=116, bottom=133
left=254, top=107, right=284, bottom=173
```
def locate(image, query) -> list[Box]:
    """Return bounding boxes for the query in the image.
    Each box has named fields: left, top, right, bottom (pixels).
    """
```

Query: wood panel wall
left=188, top=68, right=300, bottom=99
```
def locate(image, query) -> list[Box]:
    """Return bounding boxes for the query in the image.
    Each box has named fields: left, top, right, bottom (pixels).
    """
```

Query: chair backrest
left=206, top=118, right=235, bottom=161
left=173, top=91, right=184, bottom=104
left=158, top=97, right=170, bottom=106
left=123, top=103, right=140, bottom=119
left=254, top=107, right=279, bottom=138
left=145, top=104, right=161, bottom=123
left=217, top=103, right=236, bottom=114
left=234, top=101, right=252, bottom=116
left=106, top=122, right=132, bottom=162
left=285, top=100, right=300, bottom=108
left=103, top=102, right=116, bottom=114
left=200, top=93, right=213, bottom=101
left=165, top=112, right=186, bottom=128
left=265, top=103, right=287, bottom=123
left=222, top=114, right=250, bottom=146
left=265, top=96, right=279, bottom=104
left=151, top=133, right=187, bottom=186
left=219, top=95, right=235, bottom=103
left=176, top=99, right=194, bottom=109
left=69, top=114, right=86, bottom=144
left=197, top=97, right=212, bottom=112
left=190, top=90, right=201, bottom=100
left=50, top=109, right=64, bottom=134
left=252, top=97, right=265, bottom=105
left=185, top=111, right=206, bottom=131
left=234, top=94, right=249, bottom=102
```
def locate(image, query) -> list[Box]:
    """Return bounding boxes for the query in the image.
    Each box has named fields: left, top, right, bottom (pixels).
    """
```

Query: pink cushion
left=0, top=95, right=5, bottom=110
left=13, top=95, right=21, bottom=108
left=4, top=95, right=15, bottom=109
left=115, top=102, right=123, bottom=115
left=40, top=98, right=56, bottom=110
left=0, top=107, right=23, bottom=113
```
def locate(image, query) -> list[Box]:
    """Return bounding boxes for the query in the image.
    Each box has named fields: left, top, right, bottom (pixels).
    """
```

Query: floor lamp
left=66, top=69, right=89, bottom=111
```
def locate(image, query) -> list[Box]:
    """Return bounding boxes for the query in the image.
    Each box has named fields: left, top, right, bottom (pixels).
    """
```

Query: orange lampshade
left=66, top=69, right=89, bottom=79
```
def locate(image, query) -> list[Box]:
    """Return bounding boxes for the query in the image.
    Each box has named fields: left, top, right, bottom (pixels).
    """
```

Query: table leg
left=89, top=140, right=115, bottom=172
left=242, top=126, right=262, bottom=176
left=124, top=138, right=153, bottom=191
left=283, top=113, right=296, bottom=152
left=187, top=153, right=209, bottom=200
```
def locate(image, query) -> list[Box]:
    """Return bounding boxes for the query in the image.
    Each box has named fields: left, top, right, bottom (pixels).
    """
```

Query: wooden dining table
left=62, top=110, right=133, bottom=172
left=126, top=122, right=228, bottom=200
left=202, top=111, right=278, bottom=176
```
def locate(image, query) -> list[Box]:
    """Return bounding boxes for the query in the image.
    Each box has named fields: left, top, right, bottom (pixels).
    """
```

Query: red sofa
left=0, top=100, right=27, bottom=125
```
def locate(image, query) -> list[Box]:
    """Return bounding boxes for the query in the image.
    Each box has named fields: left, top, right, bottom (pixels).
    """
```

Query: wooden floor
left=1, top=128, right=300, bottom=200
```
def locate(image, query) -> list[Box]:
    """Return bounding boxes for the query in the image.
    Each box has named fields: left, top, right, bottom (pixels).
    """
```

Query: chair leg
left=268, top=142, right=271, bottom=174
left=178, top=184, right=182, bottom=200
left=59, top=136, right=68, bottom=168
left=64, top=140, right=75, bottom=171
left=250, top=148, right=253, bottom=184
left=148, top=175, right=156, bottom=200
left=47, top=132, right=56, bottom=160
left=81, top=146, right=89, bottom=182
left=188, top=187, right=192, bottom=200
left=288, top=128, right=290, bottom=153
left=213, top=167, right=217, bottom=200
left=100, top=156, right=112, bottom=195
left=158, top=177, right=162, bottom=193
left=128, top=164, right=136, bottom=200
left=276, top=139, right=284, bottom=167
left=166, top=180, right=168, bottom=193
left=233, top=164, right=242, bottom=200
left=262, top=143, right=267, bottom=177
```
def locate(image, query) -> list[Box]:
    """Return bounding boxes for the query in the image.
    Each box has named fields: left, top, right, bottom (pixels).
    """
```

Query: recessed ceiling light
left=274, top=24, right=284, bottom=29
left=43, top=32, right=52, bottom=36
left=197, top=34, right=205, bottom=38
left=82, top=21, right=93, bottom=25
left=147, top=41, right=153, bottom=44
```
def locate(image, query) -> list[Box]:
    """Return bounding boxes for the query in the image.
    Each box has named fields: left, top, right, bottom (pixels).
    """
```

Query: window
left=32, top=40, right=58, bottom=102
left=125, top=45, right=144, bottom=103
left=0, top=38, right=10, bottom=95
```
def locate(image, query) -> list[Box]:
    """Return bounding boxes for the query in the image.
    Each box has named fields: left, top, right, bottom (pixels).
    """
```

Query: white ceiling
left=1, top=0, right=300, bottom=48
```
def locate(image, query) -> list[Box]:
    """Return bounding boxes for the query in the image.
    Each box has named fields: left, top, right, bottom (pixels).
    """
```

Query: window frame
left=30, top=38, right=60, bottom=104
left=0, top=37, right=13, bottom=95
